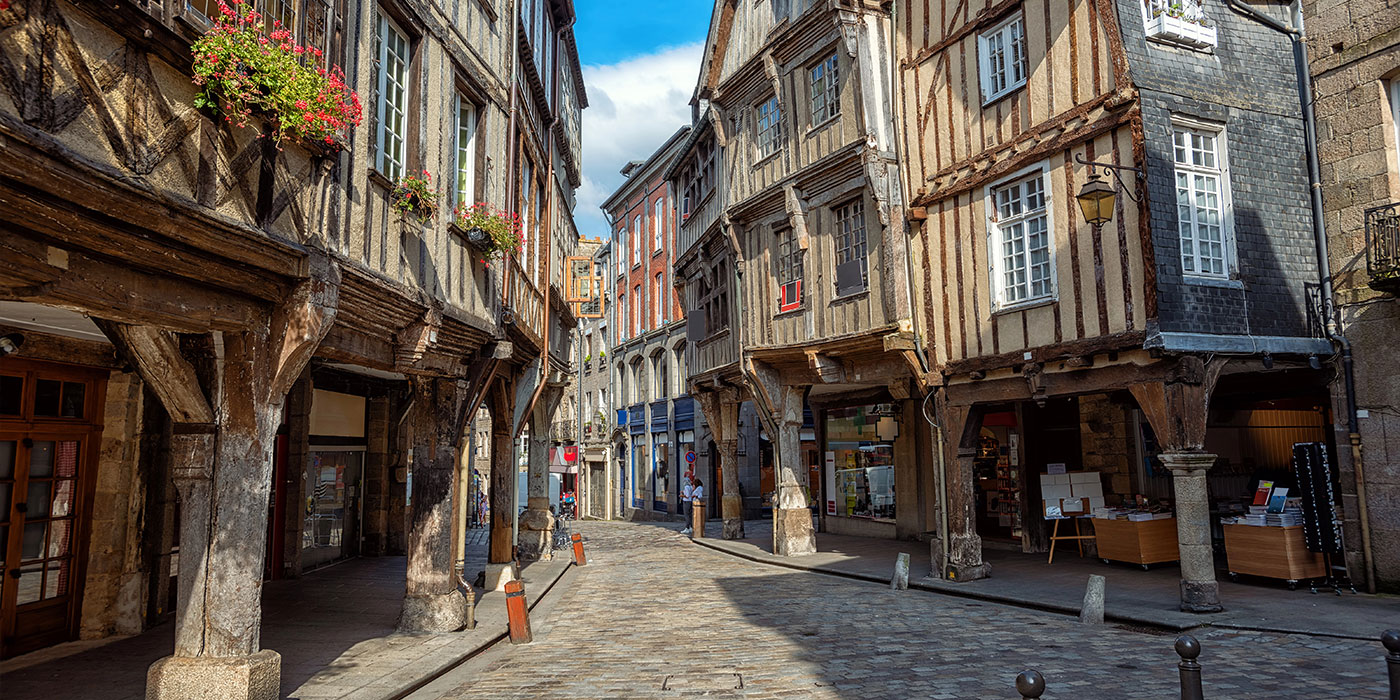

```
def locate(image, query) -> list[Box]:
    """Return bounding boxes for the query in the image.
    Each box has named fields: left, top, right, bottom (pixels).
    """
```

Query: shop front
left=821, top=403, right=901, bottom=539
left=302, top=388, right=367, bottom=571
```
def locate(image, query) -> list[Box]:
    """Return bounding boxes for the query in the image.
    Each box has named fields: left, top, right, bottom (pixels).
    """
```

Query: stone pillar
left=772, top=386, right=815, bottom=556
left=486, top=384, right=518, bottom=589
left=1160, top=452, right=1222, bottom=613
left=945, top=447, right=990, bottom=581
left=517, top=411, right=554, bottom=561
left=719, top=434, right=744, bottom=540
left=399, top=377, right=468, bottom=633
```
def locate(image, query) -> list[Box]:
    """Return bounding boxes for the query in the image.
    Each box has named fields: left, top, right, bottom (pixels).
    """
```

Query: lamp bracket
left=1075, top=153, right=1143, bottom=203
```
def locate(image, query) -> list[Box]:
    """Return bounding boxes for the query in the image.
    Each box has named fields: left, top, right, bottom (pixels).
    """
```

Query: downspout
left=886, top=0, right=948, bottom=575
left=1224, top=0, right=1373, bottom=592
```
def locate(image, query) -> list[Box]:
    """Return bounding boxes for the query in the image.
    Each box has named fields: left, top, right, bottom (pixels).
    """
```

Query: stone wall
left=80, top=370, right=147, bottom=638
left=1078, top=394, right=1136, bottom=503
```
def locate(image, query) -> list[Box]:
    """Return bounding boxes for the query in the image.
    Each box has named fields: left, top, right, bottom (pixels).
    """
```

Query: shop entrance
left=0, top=360, right=105, bottom=659
left=301, top=448, right=364, bottom=571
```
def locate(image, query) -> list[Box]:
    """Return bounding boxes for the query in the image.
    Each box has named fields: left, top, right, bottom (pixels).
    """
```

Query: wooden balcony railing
left=1365, top=202, right=1400, bottom=294
left=691, top=327, right=737, bottom=377
left=504, top=253, right=545, bottom=347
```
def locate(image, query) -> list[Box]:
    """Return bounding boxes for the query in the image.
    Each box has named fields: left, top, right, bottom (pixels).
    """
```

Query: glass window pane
left=0, top=375, right=20, bottom=415
left=45, top=560, right=69, bottom=599
left=29, top=441, right=54, bottom=477
left=61, top=382, right=85, bottom=418
left=47, top=518, right=71, bottom=558
left=34, top=379, right=60, bottom=417
left=55, top=441, right=78, bottom=479
left=21, top=521, right=45, bottom=559
left=0, top=439, right=14, bottom=479
left=0, top=483, right=9, bottom=518
left=51, top=479, right=74, bottom=518
left=16, top=564, right=42, bottom=605
left=26, top=481, right=51, bottom=519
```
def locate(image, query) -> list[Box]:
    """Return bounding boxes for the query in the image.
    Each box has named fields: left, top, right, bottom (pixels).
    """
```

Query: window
left=372, top=11, right=410, bottom=180
left=810, top=54, right=839, bottom=124
left=776, top=227, right=803, bottom=312
left=633, top=284, right=642, bottom=334
left=653, top=273, right=663, bottom=328
left=1173, top=124, right=1230, bottom=278
left=631, top=215, right=641, bottom=266
left=619, top=292, right=628, bottom=340
left=673, top=347, right=686, bottom=395
left=655, top=356, right=667, bottom=397
left=978, top=12, right=1027, bottom=104
left=453, top=94, right=476, bottom=206
left=654, top=199, right=665, bottom=252
left=834, top=198, right=868, bottom=294
left=756, top=96, right=782, bottom=158
left=617, top=227, right=627, bottom=275
left=1142, top=0, right=1217, bottom=49
left=988, top=170, right=1053, bottom=306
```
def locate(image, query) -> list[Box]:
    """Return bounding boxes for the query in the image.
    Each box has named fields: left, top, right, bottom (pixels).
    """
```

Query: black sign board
left=1292, top=442, right=1343, bottom=554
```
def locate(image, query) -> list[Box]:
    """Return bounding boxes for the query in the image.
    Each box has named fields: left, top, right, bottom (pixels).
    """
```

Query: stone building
left=1302, top=0, right=1400, bottom=592
left=0, top=0, right=585, bottom=696
left=603, top=127, right=714, bottom=522
left=674, top=0, right=926, bottom=552
left=895, top=0, right=1335, bottom=611
left=577, top=240, right=614, bottom=520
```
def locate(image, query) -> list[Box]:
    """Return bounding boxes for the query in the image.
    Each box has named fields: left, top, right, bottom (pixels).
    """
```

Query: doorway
left=0, top=360, right=106, bottom=659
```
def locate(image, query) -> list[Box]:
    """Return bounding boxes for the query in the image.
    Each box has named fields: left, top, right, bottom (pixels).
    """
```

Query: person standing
left=680, top=472, right=695, bottom=534
left=690, top=477, right=705, bottom=538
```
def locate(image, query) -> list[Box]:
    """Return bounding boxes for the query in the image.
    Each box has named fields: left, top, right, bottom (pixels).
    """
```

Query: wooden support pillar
left=940, top=400, right=991, bottom=582
left=1129, top=355, right=1225, bottom=613
left=399, top=376, right=468, bottom=633
left=772, top=384, right=816, bottom=557
left=695, top=391, right=745, bottom=540
left=486, top=380, right=518, bottom=589
left=99, top=257, right=337, bottom=700
left=363, top=395, right=392, bottom=556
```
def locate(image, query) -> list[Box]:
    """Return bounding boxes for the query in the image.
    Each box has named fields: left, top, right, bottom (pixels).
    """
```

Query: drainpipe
left=886, top=0, right=949, bottom=574
left=1224, top=0, right=1373, bottom=592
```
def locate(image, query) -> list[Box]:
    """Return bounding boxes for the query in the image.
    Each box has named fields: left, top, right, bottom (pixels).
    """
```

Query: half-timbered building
left=897, top=0, right=1336, bottom=610
left=0, top=0, right=585, bottom=695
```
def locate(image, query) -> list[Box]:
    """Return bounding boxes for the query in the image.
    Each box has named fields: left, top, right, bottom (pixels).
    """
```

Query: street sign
left=685, top=451, right=696, bottom=464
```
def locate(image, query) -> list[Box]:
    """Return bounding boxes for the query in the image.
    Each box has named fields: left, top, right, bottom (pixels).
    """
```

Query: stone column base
left=516, top=529, right=553, bottom=562
left=1179, top=579, right=1222, bottom=613
left=398, top=590, right=468, bottom=633
left=722, top=517, right=746, bottom=540
left=773, top=507, right=816, bottom=556
left=147, top=650, right=279, bottom=700
left=945, top=561, right=992, bottom=582
left=484, top=563, right=518, bottom=591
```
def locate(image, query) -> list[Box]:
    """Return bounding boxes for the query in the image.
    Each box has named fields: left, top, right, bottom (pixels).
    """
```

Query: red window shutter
left=778, top=280, right=802, bottom=313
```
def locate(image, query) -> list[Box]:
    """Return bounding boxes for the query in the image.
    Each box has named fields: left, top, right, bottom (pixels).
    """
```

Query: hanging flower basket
left=392, top=171, right=441, bottom=222
left=453, top=203, right=523, bottom=262
left=191, top=0, right=363, bottom=148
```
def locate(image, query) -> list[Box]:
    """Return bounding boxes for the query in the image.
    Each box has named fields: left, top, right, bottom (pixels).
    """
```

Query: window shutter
left=834, top=259, right=864, bottom=297
left=687, top=311, right=707, bottom=343
left=779, top=280, right=802, bottom=312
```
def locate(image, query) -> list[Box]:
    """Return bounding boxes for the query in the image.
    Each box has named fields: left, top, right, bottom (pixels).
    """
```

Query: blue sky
left=572, top=1, right=714, bottom=237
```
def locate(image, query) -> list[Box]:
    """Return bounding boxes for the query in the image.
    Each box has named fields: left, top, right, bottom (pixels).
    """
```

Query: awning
left=549, top=446, right=578, bottom=474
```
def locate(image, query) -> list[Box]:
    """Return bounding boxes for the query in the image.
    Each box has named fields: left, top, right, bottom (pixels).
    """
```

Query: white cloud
left=575, top=43, right=702, bottom=237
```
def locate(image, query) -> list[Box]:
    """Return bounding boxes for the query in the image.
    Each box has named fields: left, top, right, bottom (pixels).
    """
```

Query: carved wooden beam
left=93, top=319, right=214, bottom=425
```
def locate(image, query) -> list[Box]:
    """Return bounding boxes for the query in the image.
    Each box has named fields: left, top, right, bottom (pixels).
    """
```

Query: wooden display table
left=1093, top=517, right=1179, bottom=568
left=1224, top=523, right=1325, bottom=588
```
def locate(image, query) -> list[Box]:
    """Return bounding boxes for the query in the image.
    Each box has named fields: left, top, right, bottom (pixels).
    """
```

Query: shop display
left=1092, top=516, right=1179, bottom=567
left=1224, top=523, right=1325, bottom=588
left=975, top=426, right=1022, bottom=540
left=825, top=405, right=896, bottom=521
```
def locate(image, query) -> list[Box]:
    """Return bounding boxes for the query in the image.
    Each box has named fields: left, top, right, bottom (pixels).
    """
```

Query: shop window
left=825, top=405, right=896, bottom=521
left=978, top=12, right=1027, bottom=104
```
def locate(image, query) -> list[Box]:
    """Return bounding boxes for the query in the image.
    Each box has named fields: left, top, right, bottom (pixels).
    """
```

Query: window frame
left=756, top=96, right=783, bottom=159
left=372, top=9, right=411, bottom=181
left=631, top=214, right=642, bottom=268
left=1171, top=117, right=1236, bottom=281
left=977, top=11, right=1028, bottom=105
left=984, top=161, right=1057, bottom=311
left=833, top=197, right=869, bottom=295
left=775, top=226, right=804, bottom=313
left=653, top=198, right=665, bottom=253
left=452, top=92, right=478, bottom=207
left=810, top=53, right=840, bottom=126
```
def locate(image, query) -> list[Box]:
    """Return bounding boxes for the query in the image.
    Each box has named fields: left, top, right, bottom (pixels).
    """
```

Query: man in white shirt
left=681, top=472, right=695, bottom=534
left=690, top=479, right=705, bottom=537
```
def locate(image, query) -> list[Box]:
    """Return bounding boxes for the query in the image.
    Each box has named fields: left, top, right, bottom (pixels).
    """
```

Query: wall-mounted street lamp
left=0, top=333, right=23, bottom=356
left=1073, top=153, right=1143, bottom=228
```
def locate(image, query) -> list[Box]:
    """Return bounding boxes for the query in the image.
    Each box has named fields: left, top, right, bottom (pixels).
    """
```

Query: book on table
left=1252, top=480, right=1274, bottom=506
left=1266, top=487, right=1290, bottom=514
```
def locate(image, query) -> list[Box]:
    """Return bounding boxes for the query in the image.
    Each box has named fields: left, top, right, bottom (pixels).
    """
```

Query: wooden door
left=0, top=360, right=105, bottom=659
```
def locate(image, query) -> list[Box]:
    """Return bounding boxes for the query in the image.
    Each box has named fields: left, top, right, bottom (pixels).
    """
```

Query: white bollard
left=1080, top=573, right=1106, bottom=624
left=891, top=552, right=910, bottom=590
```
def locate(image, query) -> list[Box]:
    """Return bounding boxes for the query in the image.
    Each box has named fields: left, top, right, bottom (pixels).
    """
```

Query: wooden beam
left=93, top=320, right=214, bottom=424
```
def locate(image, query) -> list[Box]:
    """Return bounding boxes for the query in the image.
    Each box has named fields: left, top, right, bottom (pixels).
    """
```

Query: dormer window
left=1143, top=0, right=1217, bottom=50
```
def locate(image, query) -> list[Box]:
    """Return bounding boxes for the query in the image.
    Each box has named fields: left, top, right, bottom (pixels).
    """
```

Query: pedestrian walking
left=680, top=472, right=695, bottom=534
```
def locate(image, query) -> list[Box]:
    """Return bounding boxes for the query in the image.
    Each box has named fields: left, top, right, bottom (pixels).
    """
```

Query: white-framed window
left=631, top=215, right=641, bottom=266
left=633, top=284, right=641, bottom=333
left=1173, top=122, right=1231, bottom=278
left=986, top=166, right=1054, bottom=307
left=453, top=93, right=476, bottom=206
left=654, top=272, right=665, bottom=327
left=810, top=53, right=839, bottom=124
left=756, top=96, right=782, bottom=158
left=372, top=10, right=409, bottom=180
left=977, top=12, right=1027, bottom=104
left=616, top=227, right=628, bottom=275
left=654, top=199, right=664, bottom=251
left=619, top=292, right=628, bottom=340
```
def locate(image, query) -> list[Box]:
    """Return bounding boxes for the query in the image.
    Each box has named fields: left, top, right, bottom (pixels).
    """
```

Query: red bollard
left=571, top=532, right=587, bottom=566
left=504, top=579, right=532, bottom=644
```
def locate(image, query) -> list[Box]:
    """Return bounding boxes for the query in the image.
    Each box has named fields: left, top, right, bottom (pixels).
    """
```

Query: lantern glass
left=1076, top=175, right=1117, bottom=226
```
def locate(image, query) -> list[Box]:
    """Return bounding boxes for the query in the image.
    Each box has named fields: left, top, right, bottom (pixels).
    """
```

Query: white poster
left=824, top=451, right=837, bottom=515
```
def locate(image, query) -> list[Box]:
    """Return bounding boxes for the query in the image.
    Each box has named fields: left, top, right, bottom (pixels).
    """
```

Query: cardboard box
left=1071, top=482, right=1104, bottom=499
left=1042, top=484, right=1073, bottom=500
left=1069, top=471, right=1099, bottom=484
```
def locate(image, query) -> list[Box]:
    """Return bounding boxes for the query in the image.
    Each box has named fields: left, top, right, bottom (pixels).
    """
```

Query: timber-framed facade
left=0, top=0, right=586, bottom=695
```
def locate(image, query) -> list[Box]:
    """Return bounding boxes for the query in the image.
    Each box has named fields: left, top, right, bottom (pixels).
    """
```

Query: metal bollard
left=504, top=579, right=532, bottom=644
left=1175, top=635, right=1204, bottom=700
left=1384, top=629, right=1400, bottom=700
left=1015, top=670, right=1046, bottom=699
left=571, top=532, right=587, bottom=566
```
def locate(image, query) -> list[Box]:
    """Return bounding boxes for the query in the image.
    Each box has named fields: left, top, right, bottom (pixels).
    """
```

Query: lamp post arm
left=1074, top=153, right=1144, bottom=203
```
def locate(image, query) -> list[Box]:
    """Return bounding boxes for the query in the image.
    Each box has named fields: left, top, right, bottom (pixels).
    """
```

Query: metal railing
left=1364, top=202, right=1400, bottom=293
left=1015, top=631, right=1400, bottom=699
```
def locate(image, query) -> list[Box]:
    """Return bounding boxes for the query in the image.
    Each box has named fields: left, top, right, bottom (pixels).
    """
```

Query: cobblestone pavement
left=433, top=521, right=1388, bottom=700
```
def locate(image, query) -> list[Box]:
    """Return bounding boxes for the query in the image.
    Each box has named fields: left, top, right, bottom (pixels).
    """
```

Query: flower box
left=1145, top=13, right=1217, bottom=49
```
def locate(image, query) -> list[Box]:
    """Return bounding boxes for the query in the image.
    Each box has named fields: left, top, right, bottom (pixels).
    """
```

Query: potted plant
left=392, top=171, right=441, bottom=222
left=453, top=203, right=524, bottom=259
left=1144, top=0, right=1216, bottom=48
left=191, top=0, right=362, bottom=148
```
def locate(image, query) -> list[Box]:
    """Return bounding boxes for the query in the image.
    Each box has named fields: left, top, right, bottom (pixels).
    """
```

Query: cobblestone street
left=427, top=521, right=1388, bottom=700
